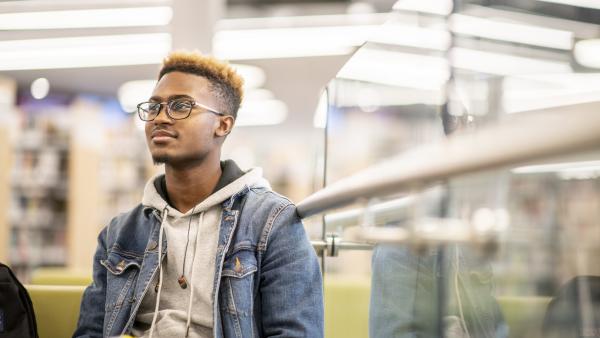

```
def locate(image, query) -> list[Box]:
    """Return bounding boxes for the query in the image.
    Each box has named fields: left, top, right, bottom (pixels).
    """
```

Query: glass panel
left=319, top=1, right=600, bottom=338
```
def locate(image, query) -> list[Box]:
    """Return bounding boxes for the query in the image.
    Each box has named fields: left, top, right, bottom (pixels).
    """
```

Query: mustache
left=151, top=127, right=178, bottom=137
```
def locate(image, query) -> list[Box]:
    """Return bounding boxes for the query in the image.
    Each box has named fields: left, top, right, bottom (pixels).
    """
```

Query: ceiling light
left=30, top=78, right=50, bottom=100
left=337, top=85, right=445, bottom=107
left=574, top=39, right=600, bottom=69
left=236, top=99, right=287, bottom=126
left=512, top=160, right=600, bottom=174
left=451, top=48, right=572, bottom=75
left=347, top=2, right=376, bottom=14
left=537, top=0, right=600, bottom=9
left=450, top=14, right=573, bottom=50
left=0, top=7, right=172, bottom=30
left=313, top=91, right=328, bottom=129
left=503, top=74, right=600, bottom=113
left=368, top=23, right=451, bottom=51
left=118, top=80, right=157, bottom=113
left=0, top=33, right=171, bottom=70
left=213, top=25, right=377, bottom=60
left=230, top=64, right=266, bottom=89
left=337, top=48, right=450, bottom=90
left=244, top=89, right=274, bottom=101
left=217, top=13, right=387, bottom=30
left=393, top=0, right=453, bottom=16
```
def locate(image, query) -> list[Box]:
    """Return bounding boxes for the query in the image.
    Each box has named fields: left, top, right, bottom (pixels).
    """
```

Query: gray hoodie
left=131, top=161, right=269, bottom=338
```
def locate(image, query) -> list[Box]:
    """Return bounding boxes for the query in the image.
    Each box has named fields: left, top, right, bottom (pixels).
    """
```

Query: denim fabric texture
left=73, top=185, right=324, bottom=338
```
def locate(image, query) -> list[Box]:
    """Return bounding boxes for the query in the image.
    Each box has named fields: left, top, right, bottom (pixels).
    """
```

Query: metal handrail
left=311, top=237, right=374, bottom=257
left=297, top=104, right=600, bottom=218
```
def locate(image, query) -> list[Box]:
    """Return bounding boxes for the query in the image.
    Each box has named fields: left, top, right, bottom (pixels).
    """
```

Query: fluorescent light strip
left=537, top=0, right=600, bottom=9
left=218, top=13, right=389, bottom=30
left=236, top=100, right=288, bottom=126
left=461, top=5, right=599, bottom=40
left=368, top=23, right=451, bottom=51
left=313, top=91, right=328, bottom=129
left=450, top=14, right=573, bottom=50
left=213, top=25, right=378, bottom=60
left=118, top=80, right=157, bottom=113
left=503, top=74, right=600, bottom=113
left=0, top=33, right=171, bottom=70
left=337, top=48, right=450, bottom=90
left=244, top=89, right=274, bottom=101
left=451, top=47, right=572, bottom=75
left=505, top=90, right=600, bottom=113
left=393, top=0, right=453, bottom=16
left=513, top=160, right=600, bottom=174
left=574, top=39, right=600, bottom=69
left=0, top=7, right=173, bottom=30
left=230, top=64, right=266, bottom=89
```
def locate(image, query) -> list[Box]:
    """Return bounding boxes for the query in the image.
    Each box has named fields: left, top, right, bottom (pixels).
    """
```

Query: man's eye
left=147, top=103, right=161, bottom=112
left=171, top=101, right=192, bottom=111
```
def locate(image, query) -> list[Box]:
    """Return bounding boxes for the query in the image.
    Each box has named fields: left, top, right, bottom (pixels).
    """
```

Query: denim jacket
left=73, top=185, right=324, bottom=338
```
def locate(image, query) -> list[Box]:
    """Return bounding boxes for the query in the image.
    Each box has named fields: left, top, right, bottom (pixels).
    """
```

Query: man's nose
left=153, top=104, right=173, bottom=124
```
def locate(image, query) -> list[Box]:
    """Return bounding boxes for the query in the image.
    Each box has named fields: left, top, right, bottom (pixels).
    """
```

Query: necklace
left=178, top=205, right=197, bottom=289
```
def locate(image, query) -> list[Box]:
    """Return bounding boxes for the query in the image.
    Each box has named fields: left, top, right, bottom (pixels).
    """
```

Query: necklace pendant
left=178, top=275, right=188, bottom=289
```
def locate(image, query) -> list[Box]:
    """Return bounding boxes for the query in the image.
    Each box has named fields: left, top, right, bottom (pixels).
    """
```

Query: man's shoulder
left=244, top=186, right=296, bottom=215
left=240, top=188, right=307, bottom=252
left=106, top=203, right=155, bottom=235
left=110, top=203, right=146, bottom=222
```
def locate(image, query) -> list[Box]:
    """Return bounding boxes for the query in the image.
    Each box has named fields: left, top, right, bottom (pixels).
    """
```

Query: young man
left=74, top=51, right=324, bottom=338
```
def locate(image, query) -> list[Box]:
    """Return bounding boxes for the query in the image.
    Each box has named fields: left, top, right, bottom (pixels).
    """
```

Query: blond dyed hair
left=159, top=51, right=244, bottom=118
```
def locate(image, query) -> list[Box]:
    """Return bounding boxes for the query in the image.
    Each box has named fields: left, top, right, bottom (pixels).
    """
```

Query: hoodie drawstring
left=185, top=211, right=204, bottom=337
left=149, top=207, right=169, bottom=338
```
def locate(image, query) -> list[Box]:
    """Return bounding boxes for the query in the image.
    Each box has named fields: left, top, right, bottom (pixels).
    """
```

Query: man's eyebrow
left=149, top=94, right=195, bottom=101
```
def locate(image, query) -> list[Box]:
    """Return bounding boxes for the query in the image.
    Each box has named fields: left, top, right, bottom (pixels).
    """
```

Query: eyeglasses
left=137, top=99, right=224, bottom=121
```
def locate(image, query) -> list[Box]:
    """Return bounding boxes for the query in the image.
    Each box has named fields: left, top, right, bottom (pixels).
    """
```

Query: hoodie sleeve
left=259, top=203, right=324, bottom=338
left=72, top=225, right=109, bottom=338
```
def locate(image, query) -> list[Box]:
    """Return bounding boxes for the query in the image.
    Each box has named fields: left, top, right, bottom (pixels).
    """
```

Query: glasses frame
left=137, top=99, right=225, bottom=121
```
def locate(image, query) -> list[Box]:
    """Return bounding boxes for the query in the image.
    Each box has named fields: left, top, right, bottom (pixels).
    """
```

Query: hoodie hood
left=142, top=163, right=270, bottom=218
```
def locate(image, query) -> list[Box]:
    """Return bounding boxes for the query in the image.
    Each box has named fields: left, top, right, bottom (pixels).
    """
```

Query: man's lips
left=151, top=129, right=177, bottom=142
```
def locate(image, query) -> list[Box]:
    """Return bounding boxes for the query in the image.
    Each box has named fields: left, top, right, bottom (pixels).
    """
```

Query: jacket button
left=116, top=260, right=126, bottom=272
left=147, top=240, right=158, bottom=251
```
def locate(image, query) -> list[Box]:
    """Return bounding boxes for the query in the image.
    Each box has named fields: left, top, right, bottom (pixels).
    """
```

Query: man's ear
left=215, top=115, right=235, bottom=137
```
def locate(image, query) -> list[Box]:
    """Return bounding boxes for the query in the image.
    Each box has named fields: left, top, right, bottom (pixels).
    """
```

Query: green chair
left=30, top=268, right=92, bottom=286
left=324, top=277, right=371, bottom=338
left=323, top=277, right=552, bottom=338
left=497, top=296, right=551, bottom=338
left=24, top=276, right=552, bottom=338
left=26, top=285, right=86, bottom=338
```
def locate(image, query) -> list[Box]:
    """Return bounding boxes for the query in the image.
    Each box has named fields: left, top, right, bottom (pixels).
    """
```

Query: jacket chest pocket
left=220, top=248, right=258, bottom=317
left=101, top=250, right=142, bottom=311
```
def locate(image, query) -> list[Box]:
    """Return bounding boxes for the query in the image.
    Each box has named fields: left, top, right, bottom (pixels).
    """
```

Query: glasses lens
left=168, top=100, right=193, bottom=119
left=138, top=102, right=161, bottom=121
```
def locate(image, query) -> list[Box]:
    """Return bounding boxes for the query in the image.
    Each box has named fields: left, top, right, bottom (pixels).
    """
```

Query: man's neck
left=164, top=157, right=222, bottom=213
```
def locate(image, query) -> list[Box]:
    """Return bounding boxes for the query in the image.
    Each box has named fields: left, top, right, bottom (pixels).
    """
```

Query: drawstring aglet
left=178, top=275, right=188, bottom=289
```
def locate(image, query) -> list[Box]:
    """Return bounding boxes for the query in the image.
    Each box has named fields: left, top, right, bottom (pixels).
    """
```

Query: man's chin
left=151, top=153, right=207, bottom=168
left=152, top=155, right=169, bottom=165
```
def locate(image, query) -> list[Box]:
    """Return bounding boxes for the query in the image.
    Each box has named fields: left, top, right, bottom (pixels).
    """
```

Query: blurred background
left=0, top=0, right=393, bottom=277
left=1, top=0, right=600, bottom=337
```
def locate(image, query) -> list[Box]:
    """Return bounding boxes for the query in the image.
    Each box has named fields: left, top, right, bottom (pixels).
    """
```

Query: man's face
left=145, top=71, right=225, bottom=166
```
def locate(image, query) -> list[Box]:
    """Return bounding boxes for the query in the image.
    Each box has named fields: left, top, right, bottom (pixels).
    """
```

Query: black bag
left=0, top=263, right=38, bottom=338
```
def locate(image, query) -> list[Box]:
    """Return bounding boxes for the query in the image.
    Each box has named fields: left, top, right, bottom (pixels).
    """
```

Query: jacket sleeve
left=72, top=225, right=109, bottom=338
left=259, top=203, right=324, bottom=338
